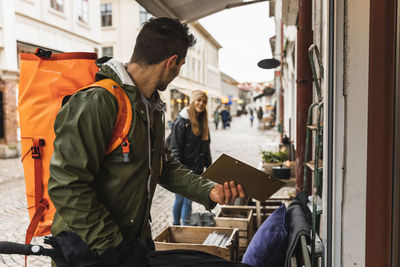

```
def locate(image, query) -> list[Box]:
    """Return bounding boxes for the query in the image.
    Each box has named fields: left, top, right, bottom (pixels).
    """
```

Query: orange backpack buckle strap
left=24, top=198, right=49, bottom=266
left=79, top=79, right=133, bottom=161
left=24, top=137, right=49, bottom=247
left=121, top=137, right=131, bottom=163
left=31, top=138, right=45, bottom=209
left=25, top=199, right=49, bottom=244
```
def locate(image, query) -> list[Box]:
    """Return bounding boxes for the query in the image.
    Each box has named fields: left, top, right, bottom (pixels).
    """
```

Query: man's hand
left=209, top=181, right=246, bottom=205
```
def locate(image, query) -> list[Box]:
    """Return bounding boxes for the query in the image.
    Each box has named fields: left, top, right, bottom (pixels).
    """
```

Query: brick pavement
left=0, top=157, right=50, bottom=266
left=0, top=115, right=292, bottom=266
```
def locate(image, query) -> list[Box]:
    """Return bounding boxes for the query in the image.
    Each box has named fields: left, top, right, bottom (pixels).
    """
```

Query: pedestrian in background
left=220, top=106, right=231, bottom=129
left=167, top=90, right=212, bottom=225
left=257, top=106, right=264, bottom=121
left=249, top=108, right=254, bottom=127
left=213, top=106, right=220, bottom=130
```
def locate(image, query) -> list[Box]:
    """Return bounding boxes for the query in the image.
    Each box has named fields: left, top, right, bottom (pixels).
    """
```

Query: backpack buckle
left=35, top=48, right=52, bottom=58
left=121, top=136, right=130, bottom=163
left=31, top=146, right=41, bottom=159
left=31, top=139, right=45, bottom=159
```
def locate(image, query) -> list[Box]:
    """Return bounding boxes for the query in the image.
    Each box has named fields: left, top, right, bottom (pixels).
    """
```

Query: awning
left=136, top=0, right=268, bottom=23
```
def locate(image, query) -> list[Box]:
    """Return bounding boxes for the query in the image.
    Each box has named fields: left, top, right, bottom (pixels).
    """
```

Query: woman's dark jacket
left=167, top=107, right=212, bottom=175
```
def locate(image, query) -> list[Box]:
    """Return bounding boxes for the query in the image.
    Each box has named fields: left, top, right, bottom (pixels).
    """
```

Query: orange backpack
left=18, top=48, right=132, bottom=245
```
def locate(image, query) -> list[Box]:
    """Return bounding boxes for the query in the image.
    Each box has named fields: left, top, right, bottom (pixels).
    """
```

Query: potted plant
left=260, top=150, right=295, bottom=177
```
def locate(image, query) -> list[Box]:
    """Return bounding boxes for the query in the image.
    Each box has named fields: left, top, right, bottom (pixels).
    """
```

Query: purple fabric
left=242, top=204, right=288, bottom=267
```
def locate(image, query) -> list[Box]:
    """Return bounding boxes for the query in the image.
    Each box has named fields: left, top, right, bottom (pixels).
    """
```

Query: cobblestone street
left=0, top=115, right=282, bottom=266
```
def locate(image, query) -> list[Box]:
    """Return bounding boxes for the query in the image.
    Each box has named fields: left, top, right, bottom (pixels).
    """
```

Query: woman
left=167, top=90, right=212, bottom=225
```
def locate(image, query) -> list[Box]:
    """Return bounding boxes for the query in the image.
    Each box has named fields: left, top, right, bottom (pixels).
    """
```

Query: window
left=140, top=6, right=152, bottom=25
left=101, top=3, right=112, bottom=27
left=50, top=0, right=64, bottom=12
left=102, top=47, right=113, bottom=57
left=77, top=0, right=88, bottom=24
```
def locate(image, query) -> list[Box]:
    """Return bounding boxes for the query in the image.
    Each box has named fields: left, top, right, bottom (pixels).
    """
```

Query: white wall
left=332, top=0, right=370, bottom=266
left=0, top=0, right=101, bottom=72
left=276, top=0, right=297, bottom=144
left=282, top=26, right=297, bottom=143
left=0, top=0, right=18, bottom=71
left=15, top=0, right=100, bottom=51
left=274, top=0, right=282, bottom=132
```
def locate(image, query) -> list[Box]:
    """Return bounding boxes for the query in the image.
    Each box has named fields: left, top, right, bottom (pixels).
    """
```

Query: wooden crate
left=154, top=226, right=239, bottom=261
left=245, top=198, right=291, bottom=231
left=214, top=206, right=254, bottom=251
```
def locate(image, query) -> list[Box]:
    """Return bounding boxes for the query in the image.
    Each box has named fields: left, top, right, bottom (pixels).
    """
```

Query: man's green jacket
left=48, top=58, right=216, bottom=256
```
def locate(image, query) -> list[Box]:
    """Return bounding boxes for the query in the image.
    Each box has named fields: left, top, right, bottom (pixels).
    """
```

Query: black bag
left=146, top=250, right=252, bottom=267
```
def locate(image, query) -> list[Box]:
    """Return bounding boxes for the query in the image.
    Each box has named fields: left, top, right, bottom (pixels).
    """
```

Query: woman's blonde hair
left=187, top=90, right=209, bottom=140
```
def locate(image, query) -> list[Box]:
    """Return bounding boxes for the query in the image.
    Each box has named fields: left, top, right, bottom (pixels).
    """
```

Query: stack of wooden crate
left=214, top=206, right=254, bottom=258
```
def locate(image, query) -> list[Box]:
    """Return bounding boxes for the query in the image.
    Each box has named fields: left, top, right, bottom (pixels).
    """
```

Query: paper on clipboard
left=202, top=154, right=286, bottom=202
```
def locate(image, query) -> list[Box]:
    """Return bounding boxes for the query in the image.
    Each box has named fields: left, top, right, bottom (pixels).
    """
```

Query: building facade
left=220, top=71, right=239, bottom=116
left=161, top=21, right=223, bottom=123
left=100, top=0, right=142, bottom=62
left=100, top=1, right=222, bottom=124
left=0, top=0, right=101, bottom=157
left=271, top=0, right=298, bottom=147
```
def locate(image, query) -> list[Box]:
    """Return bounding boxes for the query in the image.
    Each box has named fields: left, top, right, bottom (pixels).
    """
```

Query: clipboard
left=202, top=154, right=286, bottom=202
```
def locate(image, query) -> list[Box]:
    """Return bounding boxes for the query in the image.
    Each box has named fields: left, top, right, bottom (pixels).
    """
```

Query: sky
left=199, top=2, right=276, bottom=83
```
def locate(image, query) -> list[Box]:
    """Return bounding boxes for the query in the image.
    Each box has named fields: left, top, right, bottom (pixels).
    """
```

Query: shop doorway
left=170, top=89, right=189, bottom=122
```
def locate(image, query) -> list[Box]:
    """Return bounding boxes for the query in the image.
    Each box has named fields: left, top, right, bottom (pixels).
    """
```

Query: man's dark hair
left=130, top=17, right=196, bottom=65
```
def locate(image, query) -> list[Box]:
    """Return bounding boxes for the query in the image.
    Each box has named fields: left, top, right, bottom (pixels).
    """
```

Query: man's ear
left=166, top=55, right=178, bottom=69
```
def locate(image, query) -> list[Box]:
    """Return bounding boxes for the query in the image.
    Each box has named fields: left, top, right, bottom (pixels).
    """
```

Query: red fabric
left=32, top=138, right=43, bottom=209
left=25, top=199, right=49, bottom=244
left=20, top=52, right=97, bottom=61
left=122, top=137, right=130, bottom=154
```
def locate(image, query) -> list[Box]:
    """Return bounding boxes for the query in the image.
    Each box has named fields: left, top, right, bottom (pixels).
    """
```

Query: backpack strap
left=79, top=79, right=133, bottom=162
left=24, top=137, right=49, bottom=248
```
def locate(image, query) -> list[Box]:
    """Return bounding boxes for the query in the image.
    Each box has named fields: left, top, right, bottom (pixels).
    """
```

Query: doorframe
left=366, top=0, right=396, bottom=266
left=392, top=0, right=400, bottom=265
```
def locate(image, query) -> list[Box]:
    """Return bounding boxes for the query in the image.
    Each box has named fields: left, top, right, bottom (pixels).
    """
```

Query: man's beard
left=156, top=75, right=175, bottom=91
left=156, top=82, right=168, bottom=91
left=157, top=69, right=178, bottom=91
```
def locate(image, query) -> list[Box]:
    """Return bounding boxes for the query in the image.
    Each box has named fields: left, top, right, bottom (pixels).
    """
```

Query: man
left=48, top=17, right=245, bottom=263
